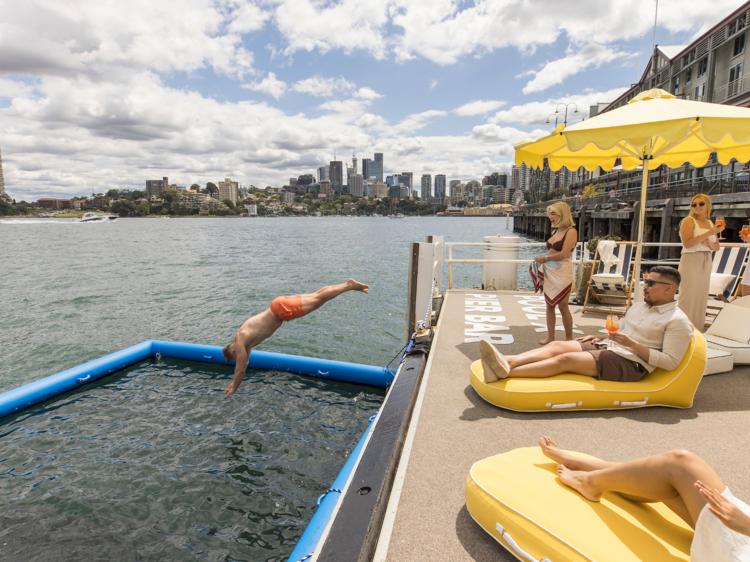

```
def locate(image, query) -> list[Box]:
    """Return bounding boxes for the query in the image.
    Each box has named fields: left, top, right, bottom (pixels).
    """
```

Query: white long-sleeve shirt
left=609, top=301, right=694, bottom=373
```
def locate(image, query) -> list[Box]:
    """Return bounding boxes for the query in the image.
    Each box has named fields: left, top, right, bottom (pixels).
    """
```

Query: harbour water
left=0, top=216, right=544, bottom=561
left=0, top=216, right=543, bottom=391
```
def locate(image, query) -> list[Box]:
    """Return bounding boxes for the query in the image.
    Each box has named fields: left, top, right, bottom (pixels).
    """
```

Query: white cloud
left=292, top=76, right=356, bottom=97
left=522, top=44, right=625, bottom=94
left=429, top=79, right=438, bottom=91
left=358, top=113, right=387, bottom=129
left=489, top=87, right=629, bottom=126
left=354, top=87, right=383, bottom=100
left=0, top=78, right=36, bottom=99
left=454, top=100, right=506, bottom=116
left=266, top=0, right=744, bottom=66
left=274, top=0, right=389, bottom=59
left=242, top=72, right=287, bottom=99
left=0, top=0, right=265, bottom=80
left=390, top=110, right=448, bottom=134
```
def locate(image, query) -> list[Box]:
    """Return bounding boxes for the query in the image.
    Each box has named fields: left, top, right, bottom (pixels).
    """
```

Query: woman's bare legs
left=558, top=299, right=574, bottom=340
left=300, top=279, right=369, bottom=314
left=539, top=304, right=557, bottom=345
left=538, top=437, right=725, bottom=528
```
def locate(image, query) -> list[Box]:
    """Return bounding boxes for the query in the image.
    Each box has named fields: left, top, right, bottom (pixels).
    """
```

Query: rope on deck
left=383, top=277, right=436, bottom=376
left=316, top=488, right=342, bottom=507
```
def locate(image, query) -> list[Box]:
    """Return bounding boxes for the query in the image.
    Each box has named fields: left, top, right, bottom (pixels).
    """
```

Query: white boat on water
left=78, top=212, right=118, bottom=223
left=388, top=213, right=405, bottom=219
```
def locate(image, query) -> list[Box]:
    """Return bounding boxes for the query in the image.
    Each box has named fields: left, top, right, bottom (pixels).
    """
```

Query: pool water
left=0, top=359, right=384, bottom=561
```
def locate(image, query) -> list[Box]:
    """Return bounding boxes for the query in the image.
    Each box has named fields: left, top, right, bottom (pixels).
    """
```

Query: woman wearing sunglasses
left=678, top=193, right=724, bottom=331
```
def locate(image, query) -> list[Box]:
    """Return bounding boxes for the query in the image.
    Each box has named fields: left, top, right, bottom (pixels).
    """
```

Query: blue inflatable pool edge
left=0, top=340, right=393, bottom=421
left=286, top=414, right=376, bottom=562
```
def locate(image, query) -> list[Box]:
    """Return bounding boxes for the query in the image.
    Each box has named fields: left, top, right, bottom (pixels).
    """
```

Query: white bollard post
left=482, top=235, right=520, bottom=291
left=425, top=235, right=444, bottom=295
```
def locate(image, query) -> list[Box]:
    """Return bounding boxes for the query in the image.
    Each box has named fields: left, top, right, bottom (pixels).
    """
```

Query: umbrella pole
left=632, top=160, right=650, bottom=302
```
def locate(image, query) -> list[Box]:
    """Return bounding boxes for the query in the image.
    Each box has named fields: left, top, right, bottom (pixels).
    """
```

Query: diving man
left=221, top=279, right=369, bottom=397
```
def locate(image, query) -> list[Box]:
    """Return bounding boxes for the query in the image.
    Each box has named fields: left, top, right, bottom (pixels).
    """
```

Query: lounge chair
left=704, top=295, right=750, bottom=365
left=582, top=241, right=636, bottom=316
left=705, top=244, right=749, bottom=325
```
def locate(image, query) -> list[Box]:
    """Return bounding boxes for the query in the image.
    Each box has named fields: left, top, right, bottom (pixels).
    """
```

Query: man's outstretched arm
left=225, top=347, right=249, bottom=398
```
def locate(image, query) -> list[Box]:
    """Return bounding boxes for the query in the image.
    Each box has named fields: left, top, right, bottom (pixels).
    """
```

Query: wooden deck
left=374, top=289, right=750, bottom=562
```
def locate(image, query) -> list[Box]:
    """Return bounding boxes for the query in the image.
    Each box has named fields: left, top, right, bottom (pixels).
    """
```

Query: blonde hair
left=682, top=193, right=713, bottom=226
left=547, top=201, right=575, bottom=229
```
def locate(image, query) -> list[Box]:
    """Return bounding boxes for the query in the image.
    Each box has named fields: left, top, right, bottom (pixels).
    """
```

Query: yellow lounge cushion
left=466, top=447, right=693, bottom=562
left=469, top=329, right=706, bottom=412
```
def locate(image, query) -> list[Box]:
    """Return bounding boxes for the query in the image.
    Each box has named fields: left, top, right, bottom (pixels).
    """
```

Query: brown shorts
left=580, top=341, right=649, bottom=382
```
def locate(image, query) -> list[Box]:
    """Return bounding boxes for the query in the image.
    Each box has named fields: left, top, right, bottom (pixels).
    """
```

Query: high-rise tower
left=0, top=146, right=8, bottom=202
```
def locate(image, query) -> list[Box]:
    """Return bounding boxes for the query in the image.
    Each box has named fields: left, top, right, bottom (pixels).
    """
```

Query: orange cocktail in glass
left=606, top=314, right=620, bottom=349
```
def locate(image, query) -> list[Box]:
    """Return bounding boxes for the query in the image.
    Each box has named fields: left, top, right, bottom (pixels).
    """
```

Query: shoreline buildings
left=218, top=178, right=239, bottom=205
left=568, top=1, right=750, bottom=192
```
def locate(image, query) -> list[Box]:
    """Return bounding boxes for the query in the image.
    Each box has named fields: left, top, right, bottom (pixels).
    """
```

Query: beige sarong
left=678, top=251, right=711, bottom=332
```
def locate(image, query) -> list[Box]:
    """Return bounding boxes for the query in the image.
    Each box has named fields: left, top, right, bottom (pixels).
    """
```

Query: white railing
left=446, top=242, right=586, bottom=289
left=445, top=241, right=747, bottom=290
left=713, top=77, right=749, bottom=103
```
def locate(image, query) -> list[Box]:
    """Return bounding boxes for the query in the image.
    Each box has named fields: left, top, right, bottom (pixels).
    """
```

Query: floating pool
left=0, top=358, right=384, bottom=561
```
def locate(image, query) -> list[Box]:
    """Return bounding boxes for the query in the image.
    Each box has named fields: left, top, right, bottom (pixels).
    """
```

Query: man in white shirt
left=480, top=266, right=695, bottom=383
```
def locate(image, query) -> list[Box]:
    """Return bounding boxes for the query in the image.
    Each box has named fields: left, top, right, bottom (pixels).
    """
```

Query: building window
left=673, top=76, right=680, bottom=94
left=730, top=14, right=746, bottom=37
left=686, top=67, right=692, bottom=85
left=734, top=33, right=745, bottom=56
left=729, top=62, right=743, bottom=96
left=698, top=58, right=708, bottom=78
left=694, top=84, right=705, bottom=101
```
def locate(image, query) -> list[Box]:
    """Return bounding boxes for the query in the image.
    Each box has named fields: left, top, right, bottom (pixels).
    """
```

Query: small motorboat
left=78, top=212, right=118, bottom=222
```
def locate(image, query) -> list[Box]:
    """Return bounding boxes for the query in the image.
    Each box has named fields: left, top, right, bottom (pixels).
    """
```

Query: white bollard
left=482, top=235, right=520, bottom=291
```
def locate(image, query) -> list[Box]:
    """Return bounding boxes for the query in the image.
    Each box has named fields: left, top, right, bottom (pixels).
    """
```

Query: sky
left=0, top=0, right=746, bottom=200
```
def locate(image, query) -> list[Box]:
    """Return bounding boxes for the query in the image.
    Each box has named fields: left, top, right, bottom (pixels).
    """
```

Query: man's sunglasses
left=691, top=201, right=706, bottom=208
left=644, top=279, right=672, bottom=287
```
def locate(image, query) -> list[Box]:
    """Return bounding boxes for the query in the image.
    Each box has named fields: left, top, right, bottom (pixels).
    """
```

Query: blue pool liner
left=286, top=414, right=376, bottom=562
left=0, top=340, right=392, bottom=421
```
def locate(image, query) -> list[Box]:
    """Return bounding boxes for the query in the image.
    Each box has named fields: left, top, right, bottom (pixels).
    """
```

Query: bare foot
left=539, top=337, right=555, bottom=346
left=538, top=437, right=571, bottom=465
left=479, top=340, right=509, bottom=381
left=347, top=279, right=369, bottom=293
left=557, top=465, right=602, bottom=502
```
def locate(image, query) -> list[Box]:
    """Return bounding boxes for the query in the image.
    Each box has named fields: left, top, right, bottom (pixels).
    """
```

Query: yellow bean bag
left=470, top=330, right=706, bottom=412
left=466, top=447, right=693, bottom=562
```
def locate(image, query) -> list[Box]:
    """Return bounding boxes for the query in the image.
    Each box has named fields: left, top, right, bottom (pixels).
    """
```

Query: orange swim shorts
left=269, top=295, right=305, bottom=322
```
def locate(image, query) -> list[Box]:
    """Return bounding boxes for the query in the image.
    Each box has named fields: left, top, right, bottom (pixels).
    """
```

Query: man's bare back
left=221, top=279, right=369, bottom=397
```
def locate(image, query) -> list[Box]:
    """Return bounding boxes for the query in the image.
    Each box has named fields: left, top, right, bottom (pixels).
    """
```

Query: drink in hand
left=606, top=314, right=619, bottom=349
left=716, top=217, right=726, bottom=240
left=741, top=225, right=750, bottom=238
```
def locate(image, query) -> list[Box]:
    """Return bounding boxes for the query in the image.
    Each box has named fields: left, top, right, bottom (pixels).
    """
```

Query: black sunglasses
left=691, top=201, right=706, bottom=208
left=644, top=279, right=672, bottom=287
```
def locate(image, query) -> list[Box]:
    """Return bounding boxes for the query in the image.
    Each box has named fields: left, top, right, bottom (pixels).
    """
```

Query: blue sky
left=0, top=0, right=745, bottom=200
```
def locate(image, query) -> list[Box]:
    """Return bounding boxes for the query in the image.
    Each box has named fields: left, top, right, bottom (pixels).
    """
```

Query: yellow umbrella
left=515, top=88, right=750, bottom=297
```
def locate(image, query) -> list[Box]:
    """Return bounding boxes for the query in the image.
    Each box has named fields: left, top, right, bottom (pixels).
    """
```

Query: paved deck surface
left=379, top=289, right=750, bottom=562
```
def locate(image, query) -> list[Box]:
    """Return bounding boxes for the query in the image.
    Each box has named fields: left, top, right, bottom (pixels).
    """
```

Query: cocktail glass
left=606, top=314, right=620, bottom=350
left=716, top=216, right=726, bottom=240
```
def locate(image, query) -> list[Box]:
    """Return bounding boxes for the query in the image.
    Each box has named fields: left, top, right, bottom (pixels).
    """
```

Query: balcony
left=713, top=77, right=750, bottom=103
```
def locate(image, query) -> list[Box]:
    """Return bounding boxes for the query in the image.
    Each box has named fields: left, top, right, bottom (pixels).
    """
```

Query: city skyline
left=0, top=0, right=741, bottom=201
